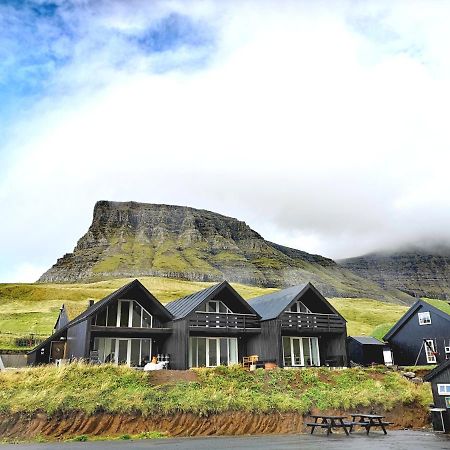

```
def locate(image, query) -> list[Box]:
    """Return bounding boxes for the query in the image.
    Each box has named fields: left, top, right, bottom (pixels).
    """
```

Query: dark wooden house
left=164, top=281, right=261, bottom=370
left=346, top=336, right=387, bottom=366
left=28, top=280, right=173, bottom=366
left=424, top=360, right=450, bottom=433
left=383, top=299, right=450, bottom=366
left=247, top=283, right=347, bottom=367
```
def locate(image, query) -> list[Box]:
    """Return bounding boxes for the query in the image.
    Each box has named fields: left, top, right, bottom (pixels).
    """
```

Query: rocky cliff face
left=339, top=246, right=450, bottom=300
left=39, top=201, right=412, bottom=302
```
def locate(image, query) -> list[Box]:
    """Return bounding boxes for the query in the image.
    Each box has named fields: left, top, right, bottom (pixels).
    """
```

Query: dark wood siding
left=66, top=319, right=91, bottom=359
left=389, top=303, right=450, bottom=366
left=430, top=367, right=450, bottom=409
left=163, top=320, right=189, bottom=370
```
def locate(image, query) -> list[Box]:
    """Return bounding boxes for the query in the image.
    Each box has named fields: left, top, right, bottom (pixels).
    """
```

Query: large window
left=288, top=301, right=311, bottom=314
left=203, top=300, right=232, bottom=313
left=94, top=300, right=153, bottom=328
left=425, top=339, right=437, bottom=363
left=282, top=336, right=320, bottom=367
left=418, top=312, right=431, bottom=325
left=189, top=337, right=238, bottom=367
left=93, top=337, right=152, bottom=367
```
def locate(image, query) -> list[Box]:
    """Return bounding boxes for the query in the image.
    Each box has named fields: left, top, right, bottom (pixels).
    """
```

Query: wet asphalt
left=2, top=430, right=450, bottom=450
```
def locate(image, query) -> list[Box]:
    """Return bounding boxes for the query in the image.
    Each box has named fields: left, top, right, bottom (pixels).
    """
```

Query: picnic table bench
left=349, top=413, right=393, bottom=434
left=305, top=415, right=355, bottom=436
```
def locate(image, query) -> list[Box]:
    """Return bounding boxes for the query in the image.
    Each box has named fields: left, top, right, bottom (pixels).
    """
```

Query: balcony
left=280, top=312, right=345, bottom=333
left=189, top=311, right=260, bottom=332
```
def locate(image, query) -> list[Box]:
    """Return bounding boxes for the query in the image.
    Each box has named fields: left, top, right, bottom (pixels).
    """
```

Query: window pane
left=107, top=302, right=118, bottom=326
left=105, top=339, right=116, bottom=363
left=95, top=308, right=107, bottom=326
left=207, top=301, right=217, bottom=312
left=283, top=337, right=291, bottom=366
left=141, top=339, right=151, bottom=365
left=292, top=338, right=301, bottom=366
left=303, top=338, right=312, bottom=366
left=228, top=338, right=238, bottom=364
left=219, top=302, right=228, bottom=313
left=311, top=337, right=320, bottom=366
left=130, top=340, right=140, bottom=367
left=189, top=338, right=196, bottom=368
left=142, top=309, right=152, bottom=328
left=198, top=338, right=206, bottom=367
left=132, top=302, right=141, bottom=327
left=118, top=340, right=128, bottom=364
left=208, top=339, right=218, bottom=366
left=220, top=338, right=228, bottom=365
left=120, top=301, right=130, bottom=327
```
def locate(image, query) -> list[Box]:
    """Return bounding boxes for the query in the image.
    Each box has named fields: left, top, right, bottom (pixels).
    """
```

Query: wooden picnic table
left=305, top=415, right=352, bottom=436
left=349, top=413, right=393, bottom=434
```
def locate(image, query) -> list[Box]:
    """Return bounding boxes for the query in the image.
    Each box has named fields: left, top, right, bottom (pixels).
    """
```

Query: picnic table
left=349, top=413, right=393, bottom=434
left=305, top=415, right=352, bottom=436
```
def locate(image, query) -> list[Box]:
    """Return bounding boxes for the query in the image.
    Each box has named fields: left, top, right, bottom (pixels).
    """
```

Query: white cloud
left=1, top=0, right=450, bottom=281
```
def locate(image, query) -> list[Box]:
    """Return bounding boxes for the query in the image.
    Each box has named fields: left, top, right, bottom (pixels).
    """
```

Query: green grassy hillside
left=0, top=277, right=421, bottom=351
left=0, top=277, right=275, bottom=350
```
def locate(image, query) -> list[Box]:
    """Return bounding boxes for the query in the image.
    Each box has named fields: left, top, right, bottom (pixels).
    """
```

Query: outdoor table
left=305, top=415, right=351, bottom=436
left=349, top=413, right=392, bottom=434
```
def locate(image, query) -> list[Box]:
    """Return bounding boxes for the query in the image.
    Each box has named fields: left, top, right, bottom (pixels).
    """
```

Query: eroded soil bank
left=0, top=403, right=430, bottom=440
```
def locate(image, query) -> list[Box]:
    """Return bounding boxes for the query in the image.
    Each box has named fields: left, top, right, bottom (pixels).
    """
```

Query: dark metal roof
left=28, top=279, right=172, bottom=354
left=248, top=284, right=308, bottom=321
left=383, top=299, right=450, bottom=341
left=248, top=282, right=343, bottom=321
left=424, top=358, right=450, bottom=382
left=165, top=280, right=260, bottom=320
left=348, top=336, right=385, bottom=345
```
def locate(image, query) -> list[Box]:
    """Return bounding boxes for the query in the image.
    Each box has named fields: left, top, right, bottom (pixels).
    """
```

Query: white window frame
left=282, top=336, right=320, bottom=367
left=287, top=301, right=311, bottom=314
left=205, top=300, right=232, bottom=313
left=95, top=300, right=153, bottom=328
left=437, top=384, right=450, bottom=395
left=189, top=337, right=238, bottom=368
left=93, top=337, right=152, bottom=366
left=418, top=311, right=432, bottom=325
left=425, top=339, right=437, bottom=363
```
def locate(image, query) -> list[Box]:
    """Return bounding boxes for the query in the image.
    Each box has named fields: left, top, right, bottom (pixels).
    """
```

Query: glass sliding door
left=282, top=337, right=320, bottom=367
left=189, top=337, right=238, bottom=368
left=93, top=337, right=152, bottom=367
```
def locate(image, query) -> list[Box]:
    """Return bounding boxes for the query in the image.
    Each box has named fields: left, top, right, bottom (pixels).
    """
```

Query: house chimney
left=87, top=299, right=95, bottom=309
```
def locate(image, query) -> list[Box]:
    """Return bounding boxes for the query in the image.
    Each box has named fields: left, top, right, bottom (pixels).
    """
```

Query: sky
left=1, top=0, right=450, bottom=282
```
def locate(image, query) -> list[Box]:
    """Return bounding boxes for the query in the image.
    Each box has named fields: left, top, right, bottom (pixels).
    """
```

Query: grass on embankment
left=0, top=364, right=432, bottom=416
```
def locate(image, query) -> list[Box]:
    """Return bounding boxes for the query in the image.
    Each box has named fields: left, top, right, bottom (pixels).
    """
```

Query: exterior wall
left=347, top=340, right=384, bottom=366
left=66, top=320, right=91, bottom=359
left=163, top=320, right=189, bottom=370
left=247, top=320, right=282, bottom=364
left=430, top=367, right=450, bottom=409
left=388, top=303, right=450, bottom=366
left=54, top=308, right=69, bottom=331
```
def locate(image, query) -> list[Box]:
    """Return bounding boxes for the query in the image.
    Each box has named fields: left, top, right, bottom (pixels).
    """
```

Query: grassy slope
left=0, top=278, right=275, bottom=349
left=0, top=277, right=413, bottom=350
left=0, top=364, right=432, bottom=416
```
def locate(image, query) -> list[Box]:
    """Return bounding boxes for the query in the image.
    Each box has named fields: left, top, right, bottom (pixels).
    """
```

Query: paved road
left=3, top=431, right=450, bottom=450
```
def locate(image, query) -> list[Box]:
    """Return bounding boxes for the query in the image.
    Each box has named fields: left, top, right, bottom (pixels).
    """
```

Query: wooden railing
left=189, top=312, right=260, bottom=329
left=280, top=312, right=345, bottom=332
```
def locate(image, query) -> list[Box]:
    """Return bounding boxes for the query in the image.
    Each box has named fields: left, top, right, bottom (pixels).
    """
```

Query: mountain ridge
left=39, top=200, right=413, bottom=303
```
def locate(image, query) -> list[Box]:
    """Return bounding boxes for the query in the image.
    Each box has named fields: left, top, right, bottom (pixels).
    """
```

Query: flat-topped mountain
left=339, top=245, right=450, bottom=300
left=39, top=201, right=412, bottom=302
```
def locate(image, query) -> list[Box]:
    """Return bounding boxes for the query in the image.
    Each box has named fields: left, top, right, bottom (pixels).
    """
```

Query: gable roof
left=29, top=279, right=172, bottom=354
left=383, top=299, right=450, bottom=341
left=423, top=359, right=450, bottom=382
left=165, top=280, right=260, bottom=320
left=348, top=336, right=385, bottom=346
left=248, top=282, right=344, bottom=321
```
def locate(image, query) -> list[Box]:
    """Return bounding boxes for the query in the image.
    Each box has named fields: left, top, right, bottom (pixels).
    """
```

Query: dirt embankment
left=0, top=403, right=430, bottom=441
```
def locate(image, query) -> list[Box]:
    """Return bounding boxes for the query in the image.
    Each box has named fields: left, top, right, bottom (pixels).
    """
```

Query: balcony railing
left=280, top=312, right=345, bottom=332
left=189, top=311, right=260, bottom=329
